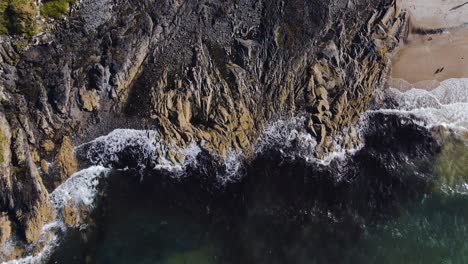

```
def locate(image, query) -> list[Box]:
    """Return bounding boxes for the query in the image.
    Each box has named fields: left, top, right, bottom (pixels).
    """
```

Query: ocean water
left=47, top=131, right=468, bottom=264
left=5, top=79, right=467, bottom=264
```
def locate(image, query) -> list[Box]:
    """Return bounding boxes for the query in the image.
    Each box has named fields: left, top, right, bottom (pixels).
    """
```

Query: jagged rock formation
left=0, top=0, right=407, bottom=260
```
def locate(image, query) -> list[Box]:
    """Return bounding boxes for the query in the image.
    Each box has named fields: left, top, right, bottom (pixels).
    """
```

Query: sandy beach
left=404, top=0, right=468, bottom=28
left=390, top=0, right=468, bottom=90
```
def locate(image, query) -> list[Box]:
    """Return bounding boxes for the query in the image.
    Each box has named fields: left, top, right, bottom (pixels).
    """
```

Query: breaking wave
left=255, top=115, right=366, bottom=166
left=75, top=129, right=202, bottom=173
left=375, top=78, right=468, bottom=131
left=216, top=150, right=244, bottom=184
left=255, top=116, right=317, bottom=158
left=2, top=166, right=110, bottom=264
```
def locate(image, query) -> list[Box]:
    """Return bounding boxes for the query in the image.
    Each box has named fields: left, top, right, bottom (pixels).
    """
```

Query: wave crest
left=383, top=78, right=468, bottom=130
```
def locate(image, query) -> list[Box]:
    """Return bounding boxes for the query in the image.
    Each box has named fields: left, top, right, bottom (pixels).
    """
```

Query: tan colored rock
left=176, top=96, right=192, bottom=131
left=305, top=117, right=314, bottom=130
left=79, top=89, right=100, bottom=112
left=30, top=148, right=40, bottom=163
left=333, top=91, right=347, bottom=114
left=7, top=123, right=54, bottom=245
left=12, top=128, right=28, bottom=163
left=313, top=65, right=325, bottom=84
left=62, top=201, right=79, bottom=227
left=0, top=213, right=12, bottom=246
left=40, top=159, right=49, bottom=174
left=55, top=136, right=78, bottom=181
left=61, top=200, right=89, bottom=227
left=41, top=139, right=55, bottom=152
left=236, top=132, right=250, bottom=150
left=317, top=99, right=330, bottom=112
left=316, top=86, right=328, bottom=100
left=239, top=107, right=252, bottom=131
left=380, top=3, right=396, bottom=28
left=175, top=152, right=184, bottom=164
left=0, top=112, right=12, bottom=197
left=314, top=124, right=327, bottom=145
left=23, top=199, right=53, bottom=244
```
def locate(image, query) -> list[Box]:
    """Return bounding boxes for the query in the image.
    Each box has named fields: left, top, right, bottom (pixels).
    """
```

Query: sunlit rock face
left=0, top=0, right=408, bottom=260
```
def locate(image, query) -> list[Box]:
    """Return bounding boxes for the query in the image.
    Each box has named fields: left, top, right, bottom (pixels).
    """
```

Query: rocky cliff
left=0, top=0, right=407, bottom=260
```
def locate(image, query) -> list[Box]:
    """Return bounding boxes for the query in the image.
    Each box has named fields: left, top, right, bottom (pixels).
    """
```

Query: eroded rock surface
left=0, top=0, right=408, bottom=260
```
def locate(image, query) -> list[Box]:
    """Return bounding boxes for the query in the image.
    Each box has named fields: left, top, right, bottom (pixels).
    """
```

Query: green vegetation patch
left=40, top=0, right=75, bottom=19
left=0, top=0, right=76, bottom=37
left=0, top=0, right=38, bottom=37
left=0, top=1, right=8, bottom=34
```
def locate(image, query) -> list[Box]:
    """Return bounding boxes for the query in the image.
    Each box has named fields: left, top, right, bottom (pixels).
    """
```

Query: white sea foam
left=255, top=115, right=364, bottom=166
left=2, top=166, right=110, bottom=264
left=76, top=129, right=201, bottom=174
left=255, top=116, right=317, bottom=158
left=76, top=129, right=161, bottom=169
left=440, top=183, right=468, bottom=196
left=178, top=142, right=203, bottom=170
left=379, top=78, right=468, bottom=130
left=50, top=166, right=110, bottom=212
left=216, top=149, right=244, bottom=184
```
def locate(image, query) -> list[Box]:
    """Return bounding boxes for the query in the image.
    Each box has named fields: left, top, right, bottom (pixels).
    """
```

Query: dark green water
left=48, top=173, right=468, bottom=264
left=48, top=114, right=468, bottom=264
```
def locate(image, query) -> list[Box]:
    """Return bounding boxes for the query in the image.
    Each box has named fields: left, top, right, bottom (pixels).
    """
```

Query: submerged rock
left=434, top=135, right=468, bottom=192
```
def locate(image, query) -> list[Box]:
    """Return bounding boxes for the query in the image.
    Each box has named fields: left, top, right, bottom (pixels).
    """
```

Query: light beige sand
left=403, top=0, right=468, bottom=28
left=389, top=0, right=468, bottom=90
left=391, top=27, right=468, bottom=85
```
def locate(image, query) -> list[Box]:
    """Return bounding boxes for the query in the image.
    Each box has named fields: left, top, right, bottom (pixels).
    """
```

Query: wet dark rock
left=88, top=63, right=107, bottom=90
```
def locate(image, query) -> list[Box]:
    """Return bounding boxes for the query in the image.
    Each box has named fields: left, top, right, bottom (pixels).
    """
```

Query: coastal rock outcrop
left=0, top=0, right=408, bottom=260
